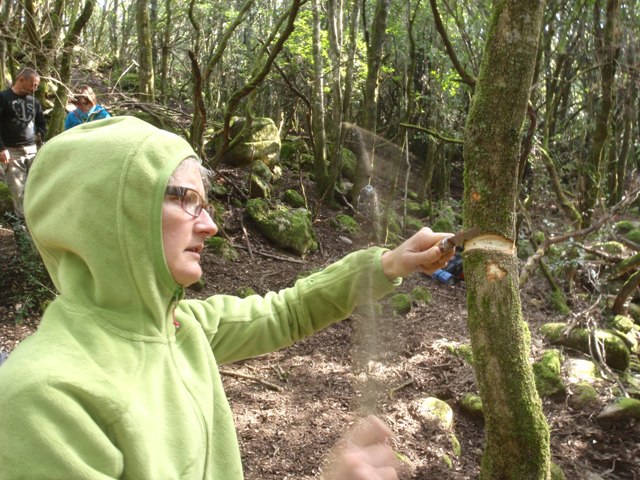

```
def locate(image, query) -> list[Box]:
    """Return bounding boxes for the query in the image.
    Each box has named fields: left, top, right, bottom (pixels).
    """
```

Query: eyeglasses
left=165, top=186, right=213, bottom=218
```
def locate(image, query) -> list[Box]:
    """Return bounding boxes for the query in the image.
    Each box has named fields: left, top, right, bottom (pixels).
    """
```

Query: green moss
left=340, top=149, right=357, bottom=181
left=541, top=323, right=631, bottom=371
left=533, top=230, right=545, bottom=245
left=410, top=286, right=432, bottom=304
left=187, top=278, right=205, bottom=292
left=449, top=433, right=461, bottom=457
left=614, top=220, right=635, bottom=234
left=406, top=199, right=430, bottom=217
left=593, top=241, right=624, bottom=255
left=404, top=216, right=424, bottom=234
left=432, top=218, right=454, bottom=233
left=283, top=189, right=305, bottom=208
left=330, top=214, right=361, bottom=235
left=460, top=393, right=483, bottom=419
left=549, top=289, right=570, bottom=315
left=610, top=315, right=635, bottom=333
left=235, top=286, right=257, bottom=298
left=626, top=228, right=640, bottom=244
left=568, top=382, right=597, bottom=409
left=245, top=199, right=318, bottom=255
left=533, top=349, right=566, bottom=398
left=449, top=344, right=474, bottom=364
left=550, top=462, right=566, bottom=480
left=390, top=293, right=412, bottom=315
left=205, top=236, right=239, bottom=261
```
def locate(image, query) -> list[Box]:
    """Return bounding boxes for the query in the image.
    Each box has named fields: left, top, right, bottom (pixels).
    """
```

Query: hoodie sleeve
left=0, top=381, right=124, bottom=479
left=178, top=247, right=400, bottom=365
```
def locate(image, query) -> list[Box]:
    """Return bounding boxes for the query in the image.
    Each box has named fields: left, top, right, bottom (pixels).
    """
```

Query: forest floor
left=1, top=172, right=639, bottom=479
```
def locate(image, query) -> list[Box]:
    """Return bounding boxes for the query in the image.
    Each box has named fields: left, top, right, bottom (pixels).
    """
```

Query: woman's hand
left=323, top=415, right=400, bottom=480
left=381, top=227, right=455, bottom=279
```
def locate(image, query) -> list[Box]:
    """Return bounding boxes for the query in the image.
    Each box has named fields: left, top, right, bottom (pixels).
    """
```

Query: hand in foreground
left=323, top=415, right=399, bottom=480
left=381, top=227, right=456, bottom=279
left=0, top=150, right=9, bottom=164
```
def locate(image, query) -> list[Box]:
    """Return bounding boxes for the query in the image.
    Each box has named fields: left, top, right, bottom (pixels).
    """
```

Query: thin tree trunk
left=47, top=0, right=97, bottom=139
left=136, top=0, right=155, bottom=102
left=581, top=0, right=620, bottom=225
left=310, top=0, right=328, bottom=188
left=463, top=1, right=550, bottom=478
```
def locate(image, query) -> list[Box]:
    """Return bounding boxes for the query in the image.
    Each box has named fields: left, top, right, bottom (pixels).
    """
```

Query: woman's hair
left=168, top=156, right=212, bottom=190
left=73, top=85, right=98, bottom=106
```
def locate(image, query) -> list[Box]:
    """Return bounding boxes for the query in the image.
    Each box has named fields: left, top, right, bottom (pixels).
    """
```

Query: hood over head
left=24, top=116, right=196, bottom=337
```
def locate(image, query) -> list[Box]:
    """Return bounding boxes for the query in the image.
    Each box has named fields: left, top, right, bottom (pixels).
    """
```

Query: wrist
left=381, top=250, right=400, bottom=280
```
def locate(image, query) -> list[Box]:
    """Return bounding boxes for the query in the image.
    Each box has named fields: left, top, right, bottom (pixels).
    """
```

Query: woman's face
left=162, top=162, right=217, bottom=286
left=76, top=97, right=92, bottom=113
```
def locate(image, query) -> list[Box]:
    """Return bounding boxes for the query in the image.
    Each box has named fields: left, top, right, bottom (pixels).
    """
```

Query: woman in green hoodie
left=0, top=116, right=453, bottom=479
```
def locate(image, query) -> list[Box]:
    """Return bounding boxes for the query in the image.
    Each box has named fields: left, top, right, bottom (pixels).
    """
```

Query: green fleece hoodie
left=0, top=116, right=398, bottom=479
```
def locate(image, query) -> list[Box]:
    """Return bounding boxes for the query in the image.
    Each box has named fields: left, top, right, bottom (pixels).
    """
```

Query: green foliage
left=406, top=199, right=430, bottom=217
left=403, top=215, right=423, bottom=234
left=431, top=201, right=460, bottom=233
left=1, top=214, right=56, bottom=323
left=0, top=183, right=13, bottom=217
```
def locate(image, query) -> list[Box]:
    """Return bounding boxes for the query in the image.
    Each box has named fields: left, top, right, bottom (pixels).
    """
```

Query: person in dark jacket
left=0, top=67, right=46, bottom=218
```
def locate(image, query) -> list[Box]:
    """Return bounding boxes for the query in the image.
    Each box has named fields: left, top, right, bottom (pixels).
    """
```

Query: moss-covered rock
left=245, top=199, right=318, bottom=256
left=459, top=393, right=484, bottom=420
left=390, top=293, right=412, bottom=315
left=567, top=382, right=598, bottom=410
left=249, top=174, right=271, bottom=198
left=626, top=228, right=640, bottom=244
left=597, top=397, right=640, bottom=422
left=205, top=236, right=239, bottom=261
left=565, top=358, right=600, bottom=383
left=533, top=349, right=566, bottom=398
left=610, top=315, right=635, bottom=333
left=592, top=241, right=625, bottom=255
left=330, top=214, right=361, bottom=235
left=207, top=117, right=280, bottom=167
left=411, top=397, right=454, bottom=431
left=541, top=323, right=631, bottom=371
left=210, top=181, right=229, bottom=198
left=280, top=137, right=309, bottom=167
left=283, top=189, right=305, bottom=208
left=448, top=343, right=474, bottom=364
left=614, top=220, right=636, bottom=234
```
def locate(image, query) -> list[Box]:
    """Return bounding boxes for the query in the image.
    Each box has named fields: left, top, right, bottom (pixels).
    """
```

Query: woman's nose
left=197, top=209, right=218, bottom=237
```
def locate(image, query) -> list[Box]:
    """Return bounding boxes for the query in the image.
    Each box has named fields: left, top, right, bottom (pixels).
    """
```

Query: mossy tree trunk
left=462, top=1, right=550, bottom=479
